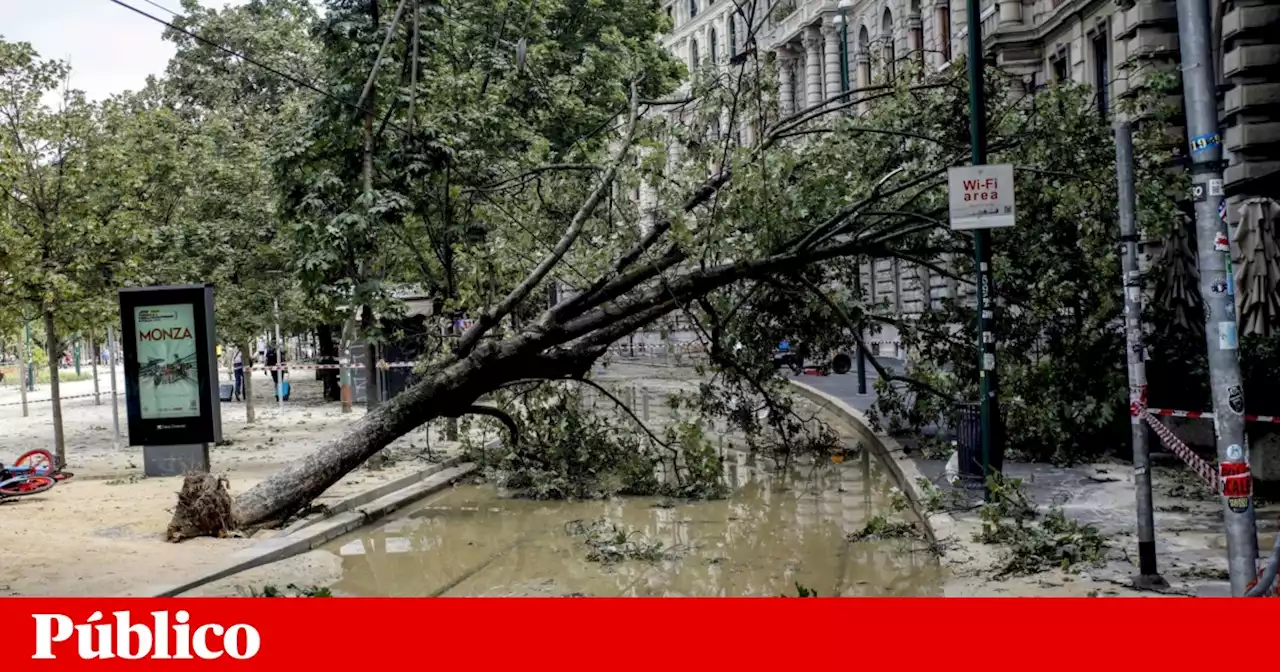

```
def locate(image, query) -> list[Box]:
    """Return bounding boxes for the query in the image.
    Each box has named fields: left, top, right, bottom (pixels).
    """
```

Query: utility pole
left=1174, top=0, right=1258, bottom=595
left=1115, top=121, right=1165, bottom=589
left=965, top=0, right=1000, bottom=492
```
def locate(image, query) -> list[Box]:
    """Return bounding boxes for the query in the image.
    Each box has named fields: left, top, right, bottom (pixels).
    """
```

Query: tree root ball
left=166, top=472, right=235, bottom=542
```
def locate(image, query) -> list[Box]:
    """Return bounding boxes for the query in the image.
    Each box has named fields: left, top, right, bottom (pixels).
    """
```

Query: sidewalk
left=790, top=379, right=1280, bottom=596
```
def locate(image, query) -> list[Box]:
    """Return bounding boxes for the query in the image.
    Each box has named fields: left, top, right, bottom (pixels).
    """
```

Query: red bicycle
left=0, top=450, right=72, bottom=501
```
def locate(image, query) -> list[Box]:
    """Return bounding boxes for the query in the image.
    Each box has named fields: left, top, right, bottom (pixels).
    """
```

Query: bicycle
left=0, top=449, right=72, bottom=501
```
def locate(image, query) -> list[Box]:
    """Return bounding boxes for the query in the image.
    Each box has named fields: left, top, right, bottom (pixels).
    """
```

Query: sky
left=1, top=0, right=249, bottom=101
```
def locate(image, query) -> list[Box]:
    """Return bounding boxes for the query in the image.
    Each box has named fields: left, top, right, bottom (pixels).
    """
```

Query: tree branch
left=793, top=276, right=956, bottom=402
left=454, top=82, right=642, bottom=356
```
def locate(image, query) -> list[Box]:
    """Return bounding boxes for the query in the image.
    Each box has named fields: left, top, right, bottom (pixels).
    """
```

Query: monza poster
left=134, top=303, right=201, bottom=420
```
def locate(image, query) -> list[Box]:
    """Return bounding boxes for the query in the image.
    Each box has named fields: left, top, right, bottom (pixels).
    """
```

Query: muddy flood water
left=319, top=450, right=945, bottom=596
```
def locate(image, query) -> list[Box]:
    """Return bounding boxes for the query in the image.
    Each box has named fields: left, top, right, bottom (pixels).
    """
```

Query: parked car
left=773, top=340, right=853, bottom=375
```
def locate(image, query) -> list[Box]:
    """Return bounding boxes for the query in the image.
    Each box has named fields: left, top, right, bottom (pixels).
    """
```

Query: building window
left=728, top=16, right=738, bottom=56
left=666, top=5, right=674, bottom=26
left=1092, top=31, right=1109, bottom=117
left=881, top=9, right=895, bottom=78
left=937, top=1, right=951, bottom=62
left=689, top=0, right=698, bottom=18
left=1050, top=47, right=1070, bottom=83
left=691, top=38, right=700, bottom=69
left=709, top=28, right=719, bottom=63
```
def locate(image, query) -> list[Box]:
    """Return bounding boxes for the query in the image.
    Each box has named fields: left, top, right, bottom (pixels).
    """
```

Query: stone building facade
left=656, top=0, right=1279, bottom=356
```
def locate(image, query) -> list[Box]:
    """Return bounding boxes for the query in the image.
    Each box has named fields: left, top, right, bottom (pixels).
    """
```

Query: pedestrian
left=265, top=347, right=279, bottom=399
left=233, top=349, right=244, bottom=401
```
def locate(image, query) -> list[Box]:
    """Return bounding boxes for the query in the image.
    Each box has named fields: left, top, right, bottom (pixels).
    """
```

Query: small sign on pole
left=947, top=164, right=1016, bottom=230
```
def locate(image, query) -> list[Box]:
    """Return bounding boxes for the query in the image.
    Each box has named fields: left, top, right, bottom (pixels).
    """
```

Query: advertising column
left=119, top=284, right=222, bottom=477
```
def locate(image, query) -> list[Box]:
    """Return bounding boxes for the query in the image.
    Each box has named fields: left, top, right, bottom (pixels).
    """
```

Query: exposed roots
left=166, top=472, right=235, bottom=542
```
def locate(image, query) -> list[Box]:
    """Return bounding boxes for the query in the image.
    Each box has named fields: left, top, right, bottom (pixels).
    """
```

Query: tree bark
left=241, top=339, right=256, bottom=424
left=317, top=323, right=340, bottom=401
left=42, top=305, right=67, bottom=468
left=91, top=335, right=100, bottom=405
left=168, top=339, right=594, bottom=535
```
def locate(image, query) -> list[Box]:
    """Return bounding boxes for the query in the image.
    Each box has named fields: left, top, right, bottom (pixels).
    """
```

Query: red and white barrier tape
left=223, top=361, right=419, bottom=372
left=0, top=392, right=103, bottom=408
left=1147, top=408, right=1280, bottom=424
left=1141, top=409, right=1220, bottom=491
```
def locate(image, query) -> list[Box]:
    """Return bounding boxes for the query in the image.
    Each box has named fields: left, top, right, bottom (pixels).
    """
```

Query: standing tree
left=150, top=0, right=321, bottom=420
left=1, top=40, right=183, bottom=466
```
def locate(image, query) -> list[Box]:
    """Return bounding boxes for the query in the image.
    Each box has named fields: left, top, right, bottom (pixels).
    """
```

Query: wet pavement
left=320, top=450, right=944, bottom=597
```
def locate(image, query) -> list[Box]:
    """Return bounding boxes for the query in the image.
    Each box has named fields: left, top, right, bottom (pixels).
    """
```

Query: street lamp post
left=834, top=0, right=870, bottom=396
left=965, top=0, right=1001, bottom=496
left=836, top=0, right=852, bottom=101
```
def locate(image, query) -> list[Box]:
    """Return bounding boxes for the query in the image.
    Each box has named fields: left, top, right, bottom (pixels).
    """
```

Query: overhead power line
left=104, top=0, right=411, bottom=136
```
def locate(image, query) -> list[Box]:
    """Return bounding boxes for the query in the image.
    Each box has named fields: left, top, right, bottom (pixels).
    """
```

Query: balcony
left=1116, top=0, right=1176, bottom=40
left=764, top=1, right=826, bottom=49
left=1222, top=4, right=1280, bottom=42
left=1225, top=82, right=1280, bottom=116
left=1223, top=44, right=1280, bottom=78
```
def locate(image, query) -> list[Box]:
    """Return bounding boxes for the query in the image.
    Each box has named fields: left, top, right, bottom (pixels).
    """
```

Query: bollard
left=642, top=387, right=650, bottom=423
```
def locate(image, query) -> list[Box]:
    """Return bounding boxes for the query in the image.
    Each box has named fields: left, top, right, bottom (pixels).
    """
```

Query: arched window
left=858, top=25, right=871, bottom=53
left=728, top=16, right=738, bottom=56
left=689, top=0, right=698, bottom=18
left=881, top=8, right=895, bottom=77
left=691, top=38, right=701, bottom=69
left=937, top=1, right=952, bottom=61
left=709, top=28, right=719, bottom=64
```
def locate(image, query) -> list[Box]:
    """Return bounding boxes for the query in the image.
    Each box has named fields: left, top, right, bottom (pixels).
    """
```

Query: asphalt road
left=783, top=356, right=907, bottom=412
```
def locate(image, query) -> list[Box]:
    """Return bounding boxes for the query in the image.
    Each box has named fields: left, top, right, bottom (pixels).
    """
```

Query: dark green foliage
left=467, top=383, right=726, bottom=500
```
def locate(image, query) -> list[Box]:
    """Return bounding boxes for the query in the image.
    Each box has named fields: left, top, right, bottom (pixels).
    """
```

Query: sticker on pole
left=948, top=164, right=1016, bottom=230
left=1220, top=462, right=1252, bottom=513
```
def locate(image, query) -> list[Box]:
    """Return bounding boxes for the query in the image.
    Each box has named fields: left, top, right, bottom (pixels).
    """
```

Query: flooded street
left=320, top=451, right=945, bottom=596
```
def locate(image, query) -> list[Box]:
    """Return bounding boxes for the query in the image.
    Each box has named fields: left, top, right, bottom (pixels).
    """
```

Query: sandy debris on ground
left=0, top=367, right=461, bottom=597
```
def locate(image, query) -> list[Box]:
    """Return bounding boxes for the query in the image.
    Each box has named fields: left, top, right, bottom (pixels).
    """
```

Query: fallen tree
left=161, top=0, right=1078, bottom=537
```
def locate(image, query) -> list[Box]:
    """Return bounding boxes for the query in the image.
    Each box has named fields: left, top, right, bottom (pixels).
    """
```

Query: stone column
left=907, top=13, right=923, bottom=61
left=777, top=48, right=797, bottom=117
left=933, top=2, right=952, bottom=65
left=822, top=20, right=843, bottom=104
left=803, top=26, right=824, bottom=110
left=999, top=0, right=1022, bottom=25
left=855, top=52, right=871, bottom=114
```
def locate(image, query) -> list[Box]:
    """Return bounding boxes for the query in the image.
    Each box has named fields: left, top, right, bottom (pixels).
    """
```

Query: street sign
left=947, top=164, right=1016, bottom=230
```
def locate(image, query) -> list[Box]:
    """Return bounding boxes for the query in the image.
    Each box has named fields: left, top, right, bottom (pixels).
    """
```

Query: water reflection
left=322, top=449, right=945, bottom=596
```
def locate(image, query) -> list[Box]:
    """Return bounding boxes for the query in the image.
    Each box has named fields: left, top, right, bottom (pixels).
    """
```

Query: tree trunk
left=169, top=340, right=594, bottom=537
left=241, top=340, right=256, bottom=424
left=91, top=335, right=100, bottom=405
left=317, top=323, right=340, bottom=402
left=43, top=305, right=67, bottom=468
left=362, top=304, right=381, bottom=411
left=234, top=354, right=485, bottom=526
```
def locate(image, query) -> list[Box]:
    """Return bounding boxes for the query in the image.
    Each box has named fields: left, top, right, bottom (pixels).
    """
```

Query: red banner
left=0, top=598, right=1272, bottom=668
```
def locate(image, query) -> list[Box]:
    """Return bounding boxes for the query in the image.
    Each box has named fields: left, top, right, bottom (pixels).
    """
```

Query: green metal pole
left=74, top=337, right=81, bottom=377
left=839, top=21, right=850, bottom=98
left=838, top=12, right=869, bottom=396
left=965, top=0, right=999, bottom=496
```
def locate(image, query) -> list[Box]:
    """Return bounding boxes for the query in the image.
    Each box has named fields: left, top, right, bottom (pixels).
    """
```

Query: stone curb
left=151, top=449, right=491, bottom=597
left=278, top=454, right=467, bottom=535
left=786, top=379, right=981, bottom=572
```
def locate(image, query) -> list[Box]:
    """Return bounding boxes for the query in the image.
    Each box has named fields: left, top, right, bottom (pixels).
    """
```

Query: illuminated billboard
left=119, top=285, right=222, bottom=448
